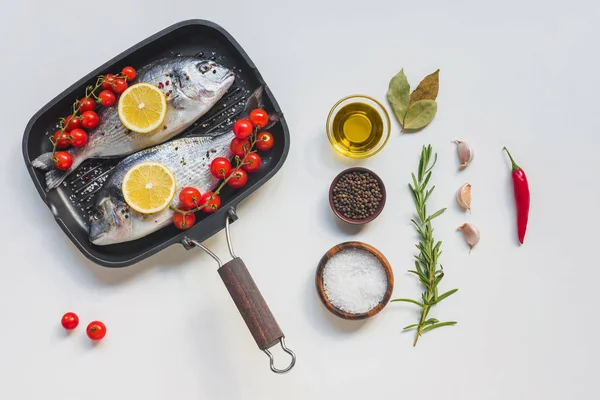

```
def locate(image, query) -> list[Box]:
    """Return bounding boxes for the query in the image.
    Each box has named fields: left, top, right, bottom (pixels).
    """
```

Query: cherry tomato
left=121, top=66, right=136, bottom=81
left=78, top=97, right=96, bottom=113
left=230, top=138, right=251, bottom=157
left=102, top=74, right=116, bottom=90
left=112, top=78, right=128, bottom=94
left=179, top=187, right=202, bottom=209
left=86, top=321, right=107, bottom=341
left=64, top=114, right=82, bottom=131
left=249, top=109, right=269, bottom=128
left=233, top=119, right=253, bottom=139
left=69, top=129, right=88, bottom=148
left=53, top=130, right=70, bottom=149
left=173, top=211, right=196, bottom=230
left=227, top=169, right=248, bottom=189
left=53, top=152, right=73, bottom=170
left=81, top=111, right=99, bottom=129
left=210, top=157, right=232, bottom=179
left=255, top=132, right=274, bottom=151
left=242, top=152, right=261, bottom=173
left=61, top=312, right=79, bottom=330
left=200, top=192, right=221, bottom=213
left=98, top=90, right=116, bottom=107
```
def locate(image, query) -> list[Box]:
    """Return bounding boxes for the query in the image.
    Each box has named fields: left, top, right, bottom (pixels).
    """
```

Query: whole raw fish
left=32, top=57, right=235, bottom=190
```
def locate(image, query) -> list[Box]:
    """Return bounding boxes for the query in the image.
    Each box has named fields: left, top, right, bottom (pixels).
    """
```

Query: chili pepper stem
left=502, top=146, right=520, bottom=171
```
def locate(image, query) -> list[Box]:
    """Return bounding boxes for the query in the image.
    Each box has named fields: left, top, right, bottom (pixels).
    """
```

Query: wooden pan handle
left=218, top=257, right=284, bottom=350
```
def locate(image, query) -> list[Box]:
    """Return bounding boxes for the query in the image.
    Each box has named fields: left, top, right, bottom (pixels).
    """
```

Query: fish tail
left=32, top=149, right=84, bottom=190
left=244, top=86, right=264, bottom=114
left=31, top=152, right=54, bottom=170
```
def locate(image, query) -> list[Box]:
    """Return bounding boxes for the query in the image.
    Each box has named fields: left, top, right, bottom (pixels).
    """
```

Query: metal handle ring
left=262, top=337, right=297, bottom=374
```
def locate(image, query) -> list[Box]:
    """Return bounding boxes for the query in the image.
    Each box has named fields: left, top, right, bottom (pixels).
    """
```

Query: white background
left=1, top=0, right=599, bottom=399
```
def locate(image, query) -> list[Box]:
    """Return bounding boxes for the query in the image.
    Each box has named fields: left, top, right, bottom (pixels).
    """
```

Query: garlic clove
left=456, top=183, right=472, bottom=212
left=453, top=139, right=474, bottom=169
left=457, top=223, right=480, bottom=251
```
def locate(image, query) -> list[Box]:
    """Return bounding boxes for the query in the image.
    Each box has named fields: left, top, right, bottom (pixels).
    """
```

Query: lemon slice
left=118, top=83, right=167, bottom=134
left=122, top=161, right=176, bottom=214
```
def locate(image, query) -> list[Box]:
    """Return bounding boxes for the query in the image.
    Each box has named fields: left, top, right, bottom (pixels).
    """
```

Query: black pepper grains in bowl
left=329, top=167, right=386, bottom=224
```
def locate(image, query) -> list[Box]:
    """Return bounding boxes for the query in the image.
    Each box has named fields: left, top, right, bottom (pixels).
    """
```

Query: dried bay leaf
left=403, top=100, right=438, bottom=131
left=387, top=69, right=410, bottom=126
left=409, top=69, right=440, bottom=107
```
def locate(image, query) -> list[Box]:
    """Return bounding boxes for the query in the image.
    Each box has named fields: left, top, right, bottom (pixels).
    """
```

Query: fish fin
left=44, top=168, right=69, bottom=190
left=31, top=152, right=54, bottom=170
left=243, top=86, right=264, bottom=114
left=263, top=112, right=281, bottom=130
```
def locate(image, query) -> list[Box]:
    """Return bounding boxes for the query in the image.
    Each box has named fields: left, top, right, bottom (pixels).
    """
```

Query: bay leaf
left=403, top=100, right=437, bottom=131
left=409, top=69, right=440, bottom=107
left=387, top=69, right=410, bottom=126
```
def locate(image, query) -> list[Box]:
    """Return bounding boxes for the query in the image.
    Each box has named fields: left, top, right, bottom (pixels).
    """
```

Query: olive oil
left=331, top=102, right=384, bottom=156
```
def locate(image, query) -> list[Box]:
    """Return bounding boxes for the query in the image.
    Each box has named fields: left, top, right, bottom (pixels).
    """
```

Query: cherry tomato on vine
left=227, top=169, right=248, bottom=189
left=179, top=187, right=202, bottom=209
left=102, top=74, right=116, bottom=90
left=200, top=192, right=221, bottom=213
left=242, top=152, right=261, bottom=173
left=53, top=130, right=70, bottom=149
left=230, top=138, right=250, bottom=157
left=98, top=90, right=116, bottom=107
left=173, top=212, right=196, bottom=230
left=249, top=109, right=269, bottom=128
left=53, top=152, right=73, bottom=170
left=69, top=129, right=88, bottom=148
left=233, top=119, right=253, bottom=139
left=64, top=114, right=82, bottom=131
left=86, top=321, right=107, bottom=341
left=210, top=157, right=232, bottom=179
left=81, top=111, right=99, bottom=129
left=112, top=78, right=128, bottom=94
left=78, top=97, right=96, bottom=113
left=121, top=66, right=136, bottom=81
left=255, top=132, right=274, bottom=151
left=61, top=312, right=79, bottom=330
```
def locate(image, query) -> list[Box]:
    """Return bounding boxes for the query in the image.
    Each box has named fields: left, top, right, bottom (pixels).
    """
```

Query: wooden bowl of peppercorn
left=329, top=167, right=386, bottom=225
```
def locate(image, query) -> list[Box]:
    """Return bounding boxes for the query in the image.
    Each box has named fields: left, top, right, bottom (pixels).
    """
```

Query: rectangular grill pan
left=22, top=19, right=290, bottom=268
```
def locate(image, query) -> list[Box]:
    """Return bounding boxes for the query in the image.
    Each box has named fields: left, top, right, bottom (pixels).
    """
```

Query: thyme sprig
left=391, top=145, right=458, bottom=346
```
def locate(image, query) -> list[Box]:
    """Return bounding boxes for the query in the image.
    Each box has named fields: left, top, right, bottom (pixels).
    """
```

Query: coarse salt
left=322, top=248, right=388, bottom=314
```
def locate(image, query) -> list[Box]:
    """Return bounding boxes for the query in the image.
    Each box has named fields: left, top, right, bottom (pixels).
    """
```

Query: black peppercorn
left=331, top=171, right=383, bottom=220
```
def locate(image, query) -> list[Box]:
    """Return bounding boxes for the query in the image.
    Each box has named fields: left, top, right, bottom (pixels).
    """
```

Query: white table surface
left=1, top=1, right=599, bottom=399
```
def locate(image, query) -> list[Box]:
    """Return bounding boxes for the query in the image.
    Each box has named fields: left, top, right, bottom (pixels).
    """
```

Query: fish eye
left=93, top=210, right=103, bottom=220
left=198, top=62, right=212, bottom=74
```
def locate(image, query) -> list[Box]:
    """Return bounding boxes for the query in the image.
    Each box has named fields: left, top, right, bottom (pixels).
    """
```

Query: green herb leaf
left=436, top=288, right=458, bottom=303
left=391, top=298, right=424, bottom=307
left=409, top=69, right=440, bottom=106
left=403, top=100, right=438, bottom=131
left=427, top=208, right=446, bottom=222
left=403, top=324, right=419, bottom=331
left=421, top=321, right=457, bottom=333
left=387, top=69, right=411, bottom=126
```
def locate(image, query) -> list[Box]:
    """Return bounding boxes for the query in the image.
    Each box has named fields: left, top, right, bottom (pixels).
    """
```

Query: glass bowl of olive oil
left=326, top=95, right=391, bottom=159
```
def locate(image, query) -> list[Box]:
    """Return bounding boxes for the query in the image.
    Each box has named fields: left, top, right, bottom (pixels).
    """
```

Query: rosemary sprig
left=391, top=145, right=458, bottom=346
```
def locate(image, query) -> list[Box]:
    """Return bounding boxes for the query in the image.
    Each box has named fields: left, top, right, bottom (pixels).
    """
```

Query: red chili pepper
left=503, top=147, right=530, bottom=244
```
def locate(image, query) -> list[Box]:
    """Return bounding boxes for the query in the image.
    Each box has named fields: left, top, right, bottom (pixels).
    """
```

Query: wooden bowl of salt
left=316, top=241, right=394, bottom=320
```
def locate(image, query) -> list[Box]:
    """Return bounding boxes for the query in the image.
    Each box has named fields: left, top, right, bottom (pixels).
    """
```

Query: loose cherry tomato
left=61, top=312, right=79, bottom=330
left=86, top=321, right=107, bottom=341
left=242, top=152, right=261, bottom=173
left=249, top=109, right=269, bottom=128
left=98, top=90, right=116, bottom=107
left=121, top=66, right=136, bottom=81
left=78, top=97, right=96, bottom=112
left=230, top=138, right=251, bottom=157
left=53, top=130, right=70, bottom=149
left=173, top=211, right=196, bottom=230
left=255, top=132, right=274, bottom=151
left=112, top=78, right=128, bottom=94
left=233, top=119, right=253, bottom=139
left=81, top=111, right=99, bottom=129
left=53, top=152, right=73, bottom=170
left=227, top=169, right=248, bottom=189
left=64, top=114, right=82, bottom=131
left=210, top=157, right=232, bottom=179
left=102, top=74, right=116, bottom=90
left=200, top=192, right=221, bottom=213
left=179, top=187, right=202, bottom=209
left=69, top=129, right=88, bottom=148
